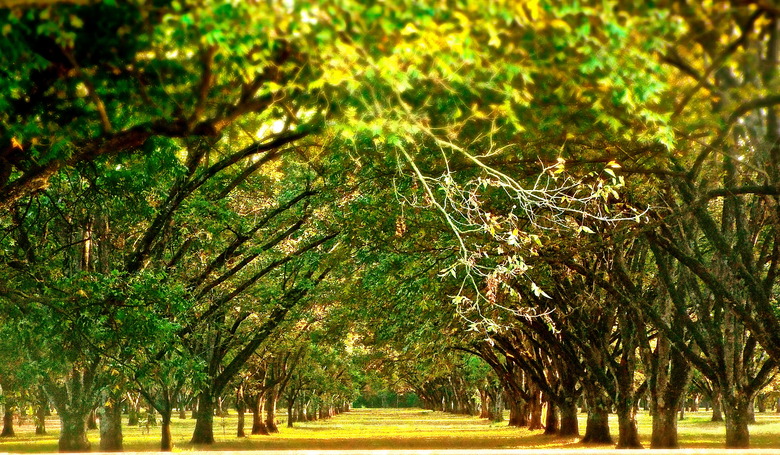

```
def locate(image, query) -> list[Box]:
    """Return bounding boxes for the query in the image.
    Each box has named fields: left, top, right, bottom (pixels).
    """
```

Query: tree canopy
left=1, top=0, right=780, bottom=452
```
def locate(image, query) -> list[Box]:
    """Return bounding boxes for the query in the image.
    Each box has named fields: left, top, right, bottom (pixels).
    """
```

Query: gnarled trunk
left=58, top=410, right=90, bottom=452
left=651, top=405, right=679, bottom=448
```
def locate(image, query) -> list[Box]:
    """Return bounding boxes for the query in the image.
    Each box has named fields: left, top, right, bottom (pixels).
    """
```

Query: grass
left=1, top=408, right=780, bottom=452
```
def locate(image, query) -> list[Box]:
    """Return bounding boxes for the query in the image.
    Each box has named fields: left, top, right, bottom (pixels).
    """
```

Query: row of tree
left=2, top=0, right=780, bottom=451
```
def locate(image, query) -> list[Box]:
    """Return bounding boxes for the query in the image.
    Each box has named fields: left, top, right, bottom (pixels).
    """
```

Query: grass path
left=1, top=408, right=780, bottom=452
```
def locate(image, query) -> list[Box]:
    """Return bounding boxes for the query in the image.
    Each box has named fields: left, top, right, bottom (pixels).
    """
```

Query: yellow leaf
left=549, top=19, right=571, bottom=31
left=401, top=23, right=418, bottom=36
left=607, top=160, right=621, bottom=168
left=10, top=137, right=22, bottom=150
left=69, top=14, right=83, bottom=29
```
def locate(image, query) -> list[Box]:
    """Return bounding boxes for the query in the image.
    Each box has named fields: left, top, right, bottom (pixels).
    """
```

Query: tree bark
left=615, top=404, right=642, bottom=448
left=723, top=397, right=751, bottom=448
left=558, top=400, right=579, bottom=437
left=98, top=399, right=123, bottom=452
left=58, top=411, right=90, bottom=452
left=287, top=401, right=295, bottom=428
left=127, top=394, right=141, bottom=426
left=251, top=393, right=269, bottom=435
left=581, top=392, right=612, bottom=445
left=651, top=405, right=679, bottom=448
left=190, top=393, right=215, bottom=444
left=527, top=391, right=543, bottom=430
left=128, top=406, right=139, bottom=426
left=87, top=409, right=98, bottom=430
left=479, top=390, right=490, bottom=419
left=711, top=393, right=723, bottom=422
left=648, top=348, right=690, bottom=448
left=506, top=398, right=525, bottom=427
left=543, top=401, right=559, bottom=435
left=35, top=398, right=47, bottom=435
left=236, top=406, right=245, bottom=437
left=160, top=411, right=173, bottom=452
left=757, top=394, right=766, bottom=413
left=265, top=391, right=279, bottom=433
left=1, top=405, right=14, bottom=437
left=235, top=385, right=246, bottom=438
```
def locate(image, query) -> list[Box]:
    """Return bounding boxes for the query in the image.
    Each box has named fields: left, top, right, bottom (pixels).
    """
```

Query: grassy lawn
left=1, top=408, right=779, bottom=452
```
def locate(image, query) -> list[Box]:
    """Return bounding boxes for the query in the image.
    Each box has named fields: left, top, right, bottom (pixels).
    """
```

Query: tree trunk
left=615, top=405, right=642, bottom=448
left=127, top=395, right=141, bottom=426
left=558, top=400, right=579, bottom=437
left=506, top=398, right=524, bottom=427
left=58, top=411, right=91, bottom=452
left=711, top=393, right=723, bottom=422
left=647, top=350, right=690, bottom=448
left=581, top=392, right=612, bottom=445
left=236, top=406, right=245, bottom=437
left=651, top=405, right=679, bottom=448
left=287, top=401, right=295, bottom=428
left=1, top=404, right=15, bottom=437
left=265, top=391, right=279, bottom=433
left=128, top=406, right=139, bottom=426
left=98, top=399, right=123, bottom=452
left=251, top=393, right=268, bottom=435
left=35, top=399, right=47, bottom=435
left=527, top=391, right=543, bottom=430
left=757, top=394, right=766, bottom=413
left=87, top=409, right=98, bottom=430
left=479, top=390, right=490, bottom=419
left=489, top=392, right=504, bottom=423
left=215, top=397, right=225, bottom=417
left=147, top=406, right=158, bottom=426
left=235, top=385, right=246, bottom=438
left=543, top=401, right=559, bottom=435
left=723, top=397, right=750, bottom=448
left=190, top=393, right=215, bottom=444
left=160, top=411, right=173, bottom=452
